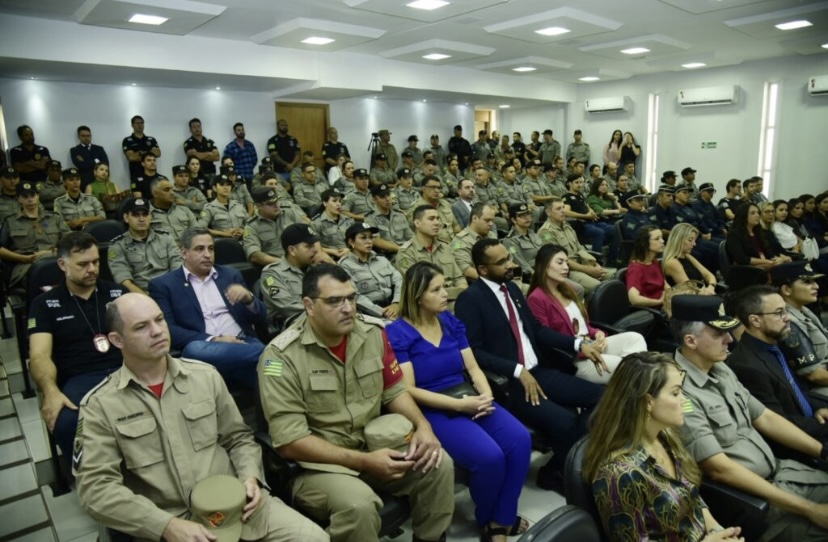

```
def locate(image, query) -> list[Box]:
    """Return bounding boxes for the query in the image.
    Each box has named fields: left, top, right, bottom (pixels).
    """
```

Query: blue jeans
left=583, top=221, right=618, bottom=262
left=54, top=369, right=119, bottom=456
left=182, top=336, right=264, bottom=390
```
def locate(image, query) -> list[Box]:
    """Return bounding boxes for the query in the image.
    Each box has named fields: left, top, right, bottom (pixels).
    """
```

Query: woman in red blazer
left=527, top=244, right=646, bottom=384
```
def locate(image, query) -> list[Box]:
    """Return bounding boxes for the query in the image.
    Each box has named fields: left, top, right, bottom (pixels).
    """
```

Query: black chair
left=518, top=505, right=601, bottom=542
left=251, top=279, right=278, bottom=343
left=83, top=219, right=125, bottom=243
left=718, top=241, right=731, bottom=281
left=563, top=436, right=607, bottom=541
left=699, top=480, right=769, bottom=540
left=615, top=266, right=627, bottom=285
left=614, top=220, right=634, bottom=266
left=587, top=279, right=655, bottom=338
left=97, top=243, right=114, bottom=283
left=214, top=238, right=260, bottom=289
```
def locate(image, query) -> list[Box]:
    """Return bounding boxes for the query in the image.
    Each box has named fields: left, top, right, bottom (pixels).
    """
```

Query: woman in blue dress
left=386, top=261, right=532, bottom=542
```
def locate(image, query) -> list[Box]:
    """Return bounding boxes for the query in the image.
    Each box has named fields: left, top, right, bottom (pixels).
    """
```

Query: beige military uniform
left=231, top=183, right=254, bottom=209
left=292, top=181, right=326, bottom=212
left=369, top=167, right=395, bottom=187
left=391, top=187, right=418, bottom=212
left=73, top=357, right=327, bottom=542
left=311, top=213, right=354, bottom=250
left=259, top=315, right=454, bottom=542
left=364, top=209, right=413, bottom=247
left=260, top=259, right=304, bottom=322
left=503, top=229, right=544, bottom=276
left=243, top=208, right=304, bottom=261
left=396, top=236, right=466, bottom=301
left=54, top=193, right=105, bottom=227
left=199, top=199, right=248, bottom=232
left=0, top=193, right=21, bottom=224
left=341, top=189, right=375, bottom=218
left=172, top=186, right=207, bottom=213
left=450, top=228, right=497, bottom=274
left=150, top=202, right=198, bottom=242
left=107, top=229, right=182, bottom=290
left=0, top=209, right=70, bottom=287
left=338, top=251, right=402, bottom=317
left=538, top=220, right=614, bottom=296
left=406, top=198, right=458, bottom=244
left=38, top=180, right=66, bottom=211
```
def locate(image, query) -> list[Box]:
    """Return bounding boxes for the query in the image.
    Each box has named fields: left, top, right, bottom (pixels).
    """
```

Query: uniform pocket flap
left=309, top=375, right=338, bottom=391
left=116, top=417, right=157, bottom=438
left=707, top=410, right=734, bottom=428
left=355, top=357, right=383, bottom=377
left=182, top=399, right=216, bottom=421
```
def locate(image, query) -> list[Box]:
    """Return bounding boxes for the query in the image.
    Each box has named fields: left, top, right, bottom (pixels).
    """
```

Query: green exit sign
left=701, top=142, right=717, bottom=149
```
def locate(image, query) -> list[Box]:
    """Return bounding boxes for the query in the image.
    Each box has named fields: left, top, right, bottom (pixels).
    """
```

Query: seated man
left=171, top=164, right=207, bottom=214
left=728, top=284, right=828, bottom=450
left=149, top=176, right=199, bottom=241
left=363, top=183, right=413, bottom=257
left=0, top=181, right=70, bottom=287
left=244, top=186, right=306, bottom=267
left=108, top=197, right=182, bottom=294
left=222, top=164, right=255, bottom=216
left=261, top=224, right=320, bottom=324
left=407, top=175, right=461, bottom=244
left=53, top=167, right=105, bottom=231
left=772, top=262, right=828, bottom=399
left=451, top=202, right=498, bottom=281
left=312, top=188, right=354, bottom=260
left=454, top=238, right=605, bottom=490
left=672, top=294, right=828, bottom=541
left=73, top=293, right=328, bottom=542
left=199, top=174, right=248, bottom=241
left=148, top=228, right=266, bottom=390
left=502, top=203, right=545, bottom=280
left=620, top=193, right=653, bottom=242
left=39, top=160, right=66, bottom=211
left=29, top=232, right=125, bottom=460
left=259, top=264, right=454, bottom=542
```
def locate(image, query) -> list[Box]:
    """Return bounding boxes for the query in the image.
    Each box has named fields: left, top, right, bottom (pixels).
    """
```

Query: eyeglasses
left=753, top=308, right=789, bottom=319
left=484, top=255, right=514, bottom=267
left=423, top=184, right=441, bottom=190
left=313, top=293, right=359, bottom=308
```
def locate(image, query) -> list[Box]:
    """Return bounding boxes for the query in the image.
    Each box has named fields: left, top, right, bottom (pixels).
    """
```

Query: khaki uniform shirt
left=261, top=259, right=305, bottom=322
left=369, top=167, right=395, bottom=187
left=38, top=180, right=66, bottom=211
left=499, top=181, right=531, bottom=207
left=311, top=213, right=354, bottom=250
left=474, top=181, right=504, bottom=209
left=243, top=209, right=304, bottom=260
left=1, top=209, right=69, bottom=253
left=172, top=186, right=207, bottom=213
left=396, top=236, right=465, bottom=289
left=522, top=176, right=553, bottom=201
left=503, top=229, right=544, bottom=275
left=74, top=357, right=265, bottom=541
left=338, top=251, right=402, bottom=317
left=149, top=203, right=198, bottom=242
left=230, top=183, right=253, bottom=209
left=199, top=199, right=248, bottom=231
left=440, top=172, right=461, bottom=199
left=108, top=229, right=182, bottom=290
left=54, top=193, right=105, bottom=225
left=259, top=314, right=406, bottom=474
left=0, top=193, right=21, bottom=224
left=450, top=228, right=497, bottom=273
left=538, top=220, right=595, bottom=264
left=364, top=209, right=413, bottom=247
left=342, top=189, right=375, bottom=217
left=407, top=197, right=458, bottom=244
left=392, top=187, right=419, bottom=212
left=292, top=181, right=327, bottom=211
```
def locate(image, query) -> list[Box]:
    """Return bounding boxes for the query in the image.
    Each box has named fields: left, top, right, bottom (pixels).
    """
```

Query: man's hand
left=806, top=503, right=828, bottom=529
left=363, top=448, right=415, bottom=480
left=581, top=342, right=610, bottom=376
left=161, top=517, right=217, bottom=542
left=41, top=390, right=78, bottom=432
left=67, top=219, right=85, bottom=230
left=382, top=303, right=399, bottom=319
left=405, top=424, right=443, bottom=473
left=518, top=367, right=547, bottom=406
left=230, top=228, right=244, bottom=240
left=456, top=394, right=495, bottom=420
left=225, top=284, right=253, bottom=305
left=586, top=265, right=604, bottom=279
left=241, top=477, right=262, bottom=522
left=816, top=409, right=828, bottom=424
left=700, top=527, right=743, bottom=542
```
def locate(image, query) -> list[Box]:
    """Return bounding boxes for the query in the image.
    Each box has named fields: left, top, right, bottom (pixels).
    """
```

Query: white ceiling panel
left=724, top=3, right=828, bottom=39
left=343, top=0, right=508, bottom=23
left=75, top=0, right=225, bottom=35
left=476, top=56, right=573, bottom=76
left=580, top=34, right=692, bottom=61
left=656, top=0, right=776, bottom=15
left=250, top=17, right=385, bottom=50
left=484, top=7, right=622, bottom=44
left=380, top=39, right=495, bottom=65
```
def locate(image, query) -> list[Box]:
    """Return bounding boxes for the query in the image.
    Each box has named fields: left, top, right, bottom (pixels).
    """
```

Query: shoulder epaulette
left=357, top=313, right=386, bottom=328
left=271, top=327, right=301, bottom=351
left=110, top=232, right=127, bottom=242
left=399, top=240, right=413, bottom=250
left=79, top=374, right=114, bottom=406
left=154, top=229, right=172, bottom=236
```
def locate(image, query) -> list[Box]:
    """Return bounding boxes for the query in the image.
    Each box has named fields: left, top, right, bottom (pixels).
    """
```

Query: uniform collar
left=116, top=355, right=190, bottom=393
left=299, top=314, right=368, bottom=358
left=675, top=348, right=718, bottom=388
left=183, top=264, right=218, bottom=283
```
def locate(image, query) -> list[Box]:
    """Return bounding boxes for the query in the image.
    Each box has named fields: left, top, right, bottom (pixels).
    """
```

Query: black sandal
left=480, top=525, right=509, bottom=542
left=508, top=515, right=529, bottom=536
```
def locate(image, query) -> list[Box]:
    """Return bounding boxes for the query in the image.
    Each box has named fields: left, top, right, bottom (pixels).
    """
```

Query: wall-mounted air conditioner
left=677, top=85, right=738, bottom=107
left=584, top=96, right=628, bottom=113
left=808, top=75, right=828, bottom=96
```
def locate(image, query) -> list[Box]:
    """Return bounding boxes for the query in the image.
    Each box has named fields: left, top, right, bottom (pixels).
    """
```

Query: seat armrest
left=589, top=321, right=623, bottom=336
left=701, top=479, right=769, bottom=512
left=483, top=369, right=509, bottom=390
left=700, top=478, right=769, bottom=540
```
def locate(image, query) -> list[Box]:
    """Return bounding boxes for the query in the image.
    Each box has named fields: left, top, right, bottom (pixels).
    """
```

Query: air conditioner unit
left=808, top=75, right=828, bottom=96
left=678, top=85, right=738, bottom=107
left=584, top=96, right=628, bottom=113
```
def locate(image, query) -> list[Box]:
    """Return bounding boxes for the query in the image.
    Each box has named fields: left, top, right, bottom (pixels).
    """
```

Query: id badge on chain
left=93, top=334, right=110, bottom=353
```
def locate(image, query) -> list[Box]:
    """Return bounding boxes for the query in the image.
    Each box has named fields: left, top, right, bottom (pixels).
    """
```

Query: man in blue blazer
left=69, top=125, right=109, bottom=191
left=148, top=227, right=266, bottom=390
left=454, top=238, right=605, bottom=490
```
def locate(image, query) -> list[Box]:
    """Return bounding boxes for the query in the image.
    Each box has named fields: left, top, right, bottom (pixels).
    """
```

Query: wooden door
left=275, top=102, right=329, bottom=170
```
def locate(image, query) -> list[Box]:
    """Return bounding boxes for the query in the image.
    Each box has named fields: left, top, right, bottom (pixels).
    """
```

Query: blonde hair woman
left=662, top=223, right=716, bottom=294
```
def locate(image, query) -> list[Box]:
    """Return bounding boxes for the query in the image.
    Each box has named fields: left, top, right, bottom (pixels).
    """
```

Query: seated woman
left=586, top=178, right=626, bottom=222
left=725, top=202, right=791, bottom=270
left=386, top=262, right=532, bottom=542
left=585, top=352, right=743, bottom=542
left=187, top=156, right=211, bottom=198
left=661, top=223, right=716, bottom=293
left=338, top=223, right=402, bottom=319
left=527, top=244, right=646, bottom=384
left=84, top=162, right=129, bottom=219
left=805, top=193, right=828, bottom=250
left=626, top=225, right=669, bottom=311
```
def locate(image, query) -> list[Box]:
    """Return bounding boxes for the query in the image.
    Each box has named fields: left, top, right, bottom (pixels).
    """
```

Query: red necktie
left=500, top=284, right=525, bottom=365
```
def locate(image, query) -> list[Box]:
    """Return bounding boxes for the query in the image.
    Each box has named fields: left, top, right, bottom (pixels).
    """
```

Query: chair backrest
left=615, top=266, right=628, bottom=285
left=718, top=241, right=731, bottom=281
left=614, top=220, right=633, bottom=265
left=587, top=279, right=632, bottom=326
left=83, top=219, right=126, bottom=243
left=518, top=505, right=601, bottom=542
left=563, top=436, right=606, bottom=540
left=97, top=243, right=114, bottom=283
left=214, top=238, right=247, bottom=265
left=26, top=257, right=64, bottom=305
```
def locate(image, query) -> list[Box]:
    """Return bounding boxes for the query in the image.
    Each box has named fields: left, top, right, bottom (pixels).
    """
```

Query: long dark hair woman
left=725, top=202, right=790, bottom=270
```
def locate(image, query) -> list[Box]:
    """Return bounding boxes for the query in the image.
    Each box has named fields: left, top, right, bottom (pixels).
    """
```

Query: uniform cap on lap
left=190, top=475, right=245, bottom=542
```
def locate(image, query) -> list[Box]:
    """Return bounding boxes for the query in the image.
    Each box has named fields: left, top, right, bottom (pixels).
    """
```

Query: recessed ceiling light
left=682, top=62, right=707, bottom=69
left=423, top=99, right=427, bottom=102
left=215, top=86, right=221, bottom=90
left=302, top=37, right=335, bottom=45
left=822, top=43, right=828, bottom=49
left=407, top=0, right=449, bottom=10
left=128, top=14, right=168, bottom=25
left=30, top=77, right=37, bottom=80
left=464, top=102, right=469, bottom=105
left=131, top=83, right=137, bottom=86
left=534, top=26, right=570, bottom=37
left=579, top=76, right=600, bottom=82
left=512, top=66, right=537, bottom=72
left=621, top=47, right=650, bottom=55
left=499, top=104, right=510, bottom=109
left=775, top=20, right=812, bottom=30
left=422, top=53, right=451, bottom=60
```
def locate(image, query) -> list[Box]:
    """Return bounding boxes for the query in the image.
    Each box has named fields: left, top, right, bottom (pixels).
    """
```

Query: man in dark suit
left=454, top=238, right=606, bottom=490
left=70, top=125, right=109, bottom=191
left=451, top=178, right=475, bottom=228
left=148, top=227, right=266, bottom=390
left=729, top=284, right=828, bottom=458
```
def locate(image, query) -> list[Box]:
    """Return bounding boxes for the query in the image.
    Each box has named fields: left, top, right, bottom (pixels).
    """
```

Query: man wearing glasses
left=672, top=294, right=828, bottom=539
left=729, top=283, right=828, bottom=445
left=259, top=263, right=455, bottom=542
left=407, top=175, right=460, bottom=244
